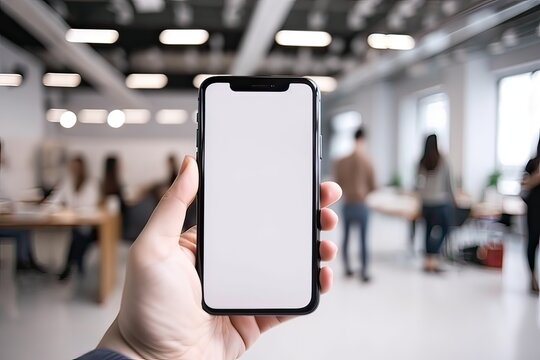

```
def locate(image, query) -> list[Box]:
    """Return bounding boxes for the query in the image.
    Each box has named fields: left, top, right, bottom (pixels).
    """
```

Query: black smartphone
left=196, top=76, right=321, bottom=315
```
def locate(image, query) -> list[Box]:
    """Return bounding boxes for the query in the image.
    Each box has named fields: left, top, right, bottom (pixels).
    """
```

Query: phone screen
left=201, top=79, right=317, bottom=311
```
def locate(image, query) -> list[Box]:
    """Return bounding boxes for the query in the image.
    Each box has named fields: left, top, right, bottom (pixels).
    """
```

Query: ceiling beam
left=230, top=0, right=295, bottom=75
left=333, top=0, right=540, bottom=97
left=2, top=0, right=149, bottom=108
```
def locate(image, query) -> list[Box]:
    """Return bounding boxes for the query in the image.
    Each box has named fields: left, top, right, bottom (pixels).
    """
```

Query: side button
left=319, top=135, right=322, bottom=159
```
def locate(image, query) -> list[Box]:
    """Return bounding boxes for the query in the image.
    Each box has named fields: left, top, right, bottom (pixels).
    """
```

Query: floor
left=1, top=213, right=539, bottom=360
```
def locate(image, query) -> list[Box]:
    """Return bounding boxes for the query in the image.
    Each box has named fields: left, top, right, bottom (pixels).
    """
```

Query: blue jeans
left=422, top=204, right=451, bottom=255
left=0, top=229, right=32, bottom=263
left=342, top=202, right=370, bottom=276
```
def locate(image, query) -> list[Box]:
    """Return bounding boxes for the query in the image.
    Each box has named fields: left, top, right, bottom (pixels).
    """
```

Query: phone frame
left=196, top=76, right=321, bottom=315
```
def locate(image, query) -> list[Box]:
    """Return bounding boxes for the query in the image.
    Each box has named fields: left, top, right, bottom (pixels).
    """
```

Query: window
left=418, top=93, right=449, bottom=152
left=330, top=111, right=362, bottom=159
left=497, top=71, right=540, bottom=194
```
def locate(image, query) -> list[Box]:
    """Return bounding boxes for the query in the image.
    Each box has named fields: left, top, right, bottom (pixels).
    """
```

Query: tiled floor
left=1, top=214, right=539, bottom=360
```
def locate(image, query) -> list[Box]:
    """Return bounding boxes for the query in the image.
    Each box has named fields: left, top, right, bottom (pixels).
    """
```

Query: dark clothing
left=423, top=204, right=451, bottom=255
left=64, top=227, right=97, bottom=273
left=0, top=229, right=32, bottom=263
left=525, top=158, right=540, bottom=273
left=77, top=349, right=130, bottom=360
left=342, top=202, right=370, bottom=276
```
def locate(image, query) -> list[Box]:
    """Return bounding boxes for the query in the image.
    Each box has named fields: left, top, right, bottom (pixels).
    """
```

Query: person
left=167, top=153, right=179, bottom=186
left=0, top=139, right=46, bottom=273
left=522, top=136, right=540, bottom=295
left=101, top=155, right=127, bottom=232
left=416, top=134, right=456, bottom=273
left=77, top=156, right=342, bottom=359
left=47, top=155, right=99, bottom=281
left=335, top=127, right=376, bottom=282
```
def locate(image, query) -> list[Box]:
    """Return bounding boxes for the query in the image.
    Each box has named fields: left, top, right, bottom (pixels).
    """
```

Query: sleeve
left=415, top=164, right=423, bottom=191
left=444, top=160, right=456, bottom=201
left=76, top=349, right=132, bottom=360
left=367, top=160, right=377, bottom=192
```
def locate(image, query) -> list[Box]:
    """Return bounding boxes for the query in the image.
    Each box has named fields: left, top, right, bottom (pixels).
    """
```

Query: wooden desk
left=366, top=190, right=421, bottom=221
left=0, top=210, right=120, bottom=304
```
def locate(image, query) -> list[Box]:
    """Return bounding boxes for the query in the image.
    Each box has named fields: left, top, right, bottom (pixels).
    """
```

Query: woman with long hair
left=48, top=155, right=99, bottom=281
left=416, top=134, right=456, bottom=273
left=522, top=136, right=540, bottom=294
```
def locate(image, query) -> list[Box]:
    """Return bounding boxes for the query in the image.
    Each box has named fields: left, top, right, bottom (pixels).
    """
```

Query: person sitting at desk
left=0, top=139, right=46, bottom=273
left=46, top=155, right=99, bottom=281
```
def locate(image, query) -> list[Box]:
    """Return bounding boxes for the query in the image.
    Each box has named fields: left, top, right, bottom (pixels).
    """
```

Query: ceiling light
left=65, top=29, right=119, bottom=44
left=43, top=73, right=81, bottom=87
left=132, top=0, right=164, bottom=13
left=275, top=30, right=332, bottom=47
left=159, top=29, right=209, bottom=45
left=59, top=111, right=77, bottom=128
left=156, top=109, right=187, bottom=124
left=0, top=73, right=22, bottom=87
left=367, top=33, right=415, bottom=50
left=304, top=76, right=337, bottom=93
left=46, top=108, right=67, bottom=122
left=79, top=109, right=107, bottom=124
left=125, top=73, right=168, bottom=89
left=192, top=74, right=227, bottom=88
left=123, top=109, right=150, bottom=124
left=107, top=110, right=126, bottom=128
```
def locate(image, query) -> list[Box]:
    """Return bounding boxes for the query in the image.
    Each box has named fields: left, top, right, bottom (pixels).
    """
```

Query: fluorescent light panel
left=275, top=30, right=332, bottom=47
left=66, top=29, right=119, bottom=44
left=43, top=73, right=81, bottom=87
left=192, top=74, right=228, bottom=88
left=367, top=33, right=415, bottom=50
left=305, top=76, right=337, bottom=92
left=46, top=108, right=67, bottom=122
left=159, top=29, right=209, bottom=45
left=156, top=109, right=187, bottom=124
left=126, top=73, right=168, bottom=89
left=79, top=109, right=107, bottom=124
left=123, top=109, right=151, bottom=124
left=0, top=73, right=22, bottom=87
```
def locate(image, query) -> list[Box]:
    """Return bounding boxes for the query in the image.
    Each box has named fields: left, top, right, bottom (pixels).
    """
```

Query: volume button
left=319, top=135, right=322, bottom=159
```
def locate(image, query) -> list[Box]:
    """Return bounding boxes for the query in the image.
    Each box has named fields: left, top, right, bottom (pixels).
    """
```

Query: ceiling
left=0, top=0, right=537, bottom=90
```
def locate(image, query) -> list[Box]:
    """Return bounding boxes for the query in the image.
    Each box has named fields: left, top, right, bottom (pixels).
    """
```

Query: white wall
left=0, top=36, right=44, bottom=197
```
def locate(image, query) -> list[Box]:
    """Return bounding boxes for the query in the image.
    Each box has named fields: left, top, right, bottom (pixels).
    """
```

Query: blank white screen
left=203, top=82, right=314, bottom=309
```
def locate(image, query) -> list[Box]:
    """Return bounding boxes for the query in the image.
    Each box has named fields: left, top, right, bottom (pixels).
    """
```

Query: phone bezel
left=196, top=76, right=321, bottom=315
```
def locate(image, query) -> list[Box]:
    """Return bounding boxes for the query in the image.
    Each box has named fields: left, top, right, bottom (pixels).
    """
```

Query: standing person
left=0, top=139, right=46, bottom=273
left=416, top=134, right=455, bottom=273
left=335, top=127, right=376, bottom=282
left=47, top=155, right=99, bottom=281
left=101, top=155, right=127, bottom=217
left=522, top=136, right=540, bottom=295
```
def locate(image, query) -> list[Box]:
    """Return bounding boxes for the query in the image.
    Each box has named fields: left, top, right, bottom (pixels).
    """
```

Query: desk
left=366, top=190, right=421, bottom=221
left=0, top=210, right=120, bottom=304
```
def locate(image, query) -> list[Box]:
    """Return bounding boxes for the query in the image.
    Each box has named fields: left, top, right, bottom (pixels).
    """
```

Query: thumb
left=139, top=156, right=198, bottom=249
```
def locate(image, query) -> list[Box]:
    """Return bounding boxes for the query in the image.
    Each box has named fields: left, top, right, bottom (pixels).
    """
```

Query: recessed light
left=43, top=73, right=81, bottom=87
left=367, top=33, right=415, bottom=50
left=79, top=109, right=107, bottom=124
left=304, top=76, right=337, bottom=93
left=159, top=29, right=209, bottom=45
left=125, top=74, right=168, bottom=89
left=65, top=29, right=119, bottom=44
left=0, top=73, right=22, bottom=87
left=107, top=110, right=126, bottom=128
left=156, top=109, right=187, bottom=124
left=59, top=111, right=77, bottom=128
left=46, top=108, right=67, bottom=123
left=123, top=109, right=151, bottom=124
left=275, top=30, right=332, bottom=47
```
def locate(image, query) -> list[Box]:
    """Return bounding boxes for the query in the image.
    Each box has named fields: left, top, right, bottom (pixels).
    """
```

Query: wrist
left=98, top=318, right=142, bottom=359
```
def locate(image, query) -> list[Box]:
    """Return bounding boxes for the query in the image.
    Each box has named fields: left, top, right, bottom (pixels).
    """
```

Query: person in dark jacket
left=522, top=136, right=540, bottom=295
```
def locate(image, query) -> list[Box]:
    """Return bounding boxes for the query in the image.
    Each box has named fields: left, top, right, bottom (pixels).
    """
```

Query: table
left=0, top=209, right=120, bottom=304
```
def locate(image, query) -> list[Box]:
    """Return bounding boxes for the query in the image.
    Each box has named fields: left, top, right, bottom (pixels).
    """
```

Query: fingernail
left=179, top=156, right=190, bottom=175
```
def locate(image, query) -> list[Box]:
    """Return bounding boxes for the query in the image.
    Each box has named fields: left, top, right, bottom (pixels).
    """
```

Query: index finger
left=321, top=182, right=342, bottom=208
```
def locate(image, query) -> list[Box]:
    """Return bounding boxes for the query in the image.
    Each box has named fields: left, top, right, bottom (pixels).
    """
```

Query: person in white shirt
left=46, top=155, right=99, bottom=280
left=0, top=139, right=46, bottom=273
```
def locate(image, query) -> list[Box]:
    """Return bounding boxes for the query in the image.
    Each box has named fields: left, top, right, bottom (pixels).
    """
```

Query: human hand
left=98, top=156, right=342, bottom=359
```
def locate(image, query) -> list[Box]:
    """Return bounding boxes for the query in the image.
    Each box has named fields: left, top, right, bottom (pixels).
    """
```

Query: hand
left=98, top=156, right=342, bottom=359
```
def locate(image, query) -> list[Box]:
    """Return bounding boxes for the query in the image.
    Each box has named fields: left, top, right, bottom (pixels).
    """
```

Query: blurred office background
left=1, top=0, right=540, bottom=359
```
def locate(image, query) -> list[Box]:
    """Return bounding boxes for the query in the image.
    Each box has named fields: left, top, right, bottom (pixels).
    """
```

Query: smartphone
left=196, top=76, right=321, bottom=315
